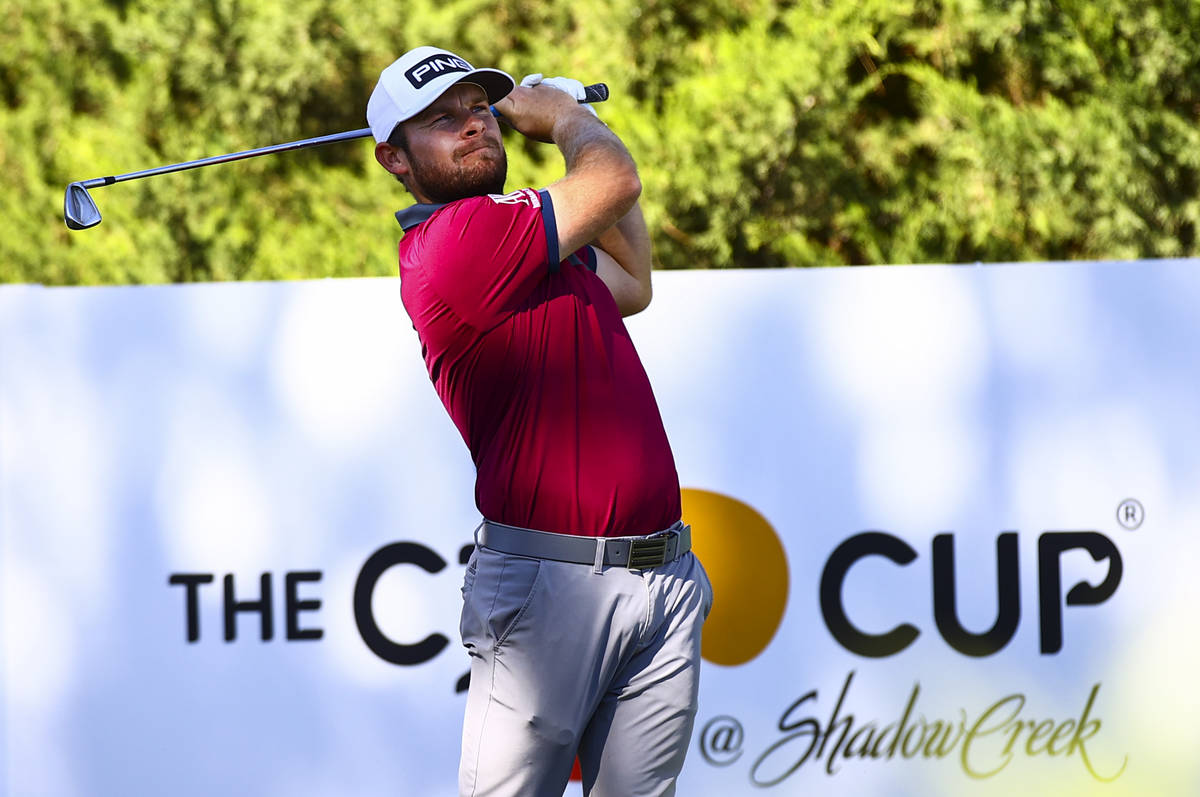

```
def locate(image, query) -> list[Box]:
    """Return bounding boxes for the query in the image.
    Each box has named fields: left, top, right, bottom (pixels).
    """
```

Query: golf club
left=64, top=83, right=610, bottom=230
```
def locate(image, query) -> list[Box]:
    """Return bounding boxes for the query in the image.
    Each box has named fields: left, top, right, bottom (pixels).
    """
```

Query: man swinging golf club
left=368, top=46, right=712, bottom=797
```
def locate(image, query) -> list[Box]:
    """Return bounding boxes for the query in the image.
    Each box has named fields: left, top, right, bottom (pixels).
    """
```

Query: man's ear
left=375, top=141, right=411, bottom=180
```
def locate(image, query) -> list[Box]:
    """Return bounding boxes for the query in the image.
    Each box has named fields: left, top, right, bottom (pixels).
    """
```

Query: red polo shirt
left=396, top=188, right=681, bottom=536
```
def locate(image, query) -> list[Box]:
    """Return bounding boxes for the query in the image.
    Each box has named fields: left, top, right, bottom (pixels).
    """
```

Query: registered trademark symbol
left=1117, top=499, right=1144, bottom=530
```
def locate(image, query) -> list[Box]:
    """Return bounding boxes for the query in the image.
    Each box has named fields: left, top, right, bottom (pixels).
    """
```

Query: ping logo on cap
left=405, top=53, right=472, bottom=88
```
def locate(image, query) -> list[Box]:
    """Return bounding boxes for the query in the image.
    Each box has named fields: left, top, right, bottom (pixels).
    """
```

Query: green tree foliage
left=2, top=0, right=1198, bottom=282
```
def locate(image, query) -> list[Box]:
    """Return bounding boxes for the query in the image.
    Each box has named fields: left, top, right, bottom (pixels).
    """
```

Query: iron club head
left=64, top=182, right=102, bottom=230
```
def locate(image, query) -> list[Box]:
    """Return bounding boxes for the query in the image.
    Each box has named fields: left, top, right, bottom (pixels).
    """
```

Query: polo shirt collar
left=395, top=202, right=446, bottom=232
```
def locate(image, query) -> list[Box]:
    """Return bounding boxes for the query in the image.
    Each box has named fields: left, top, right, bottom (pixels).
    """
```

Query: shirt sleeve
left=565, top=246, right=598, bottom=272
left=414, top=189, right=558, bottom=329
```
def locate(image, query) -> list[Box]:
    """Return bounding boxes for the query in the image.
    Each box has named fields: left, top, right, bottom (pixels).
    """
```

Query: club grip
left=582, top=83, right=609, bottom=103
left=491, top=83, right=611, bottom=119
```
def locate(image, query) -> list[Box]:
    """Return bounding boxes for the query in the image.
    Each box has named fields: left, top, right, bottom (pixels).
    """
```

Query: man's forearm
left=594, top=200, right=652, bottom=291
left=552, top=110, right=638, bottom=179
left=553, top=115, right=652, bottom=310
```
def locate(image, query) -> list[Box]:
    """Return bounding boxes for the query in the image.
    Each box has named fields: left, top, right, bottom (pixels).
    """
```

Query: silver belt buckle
left=626, top=532, right=672, bottom=570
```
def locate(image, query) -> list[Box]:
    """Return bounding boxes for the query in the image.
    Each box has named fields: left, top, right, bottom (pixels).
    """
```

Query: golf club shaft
left=78, top=83, right=610, bottom=190
left=78, top=128, right=372, bottom=190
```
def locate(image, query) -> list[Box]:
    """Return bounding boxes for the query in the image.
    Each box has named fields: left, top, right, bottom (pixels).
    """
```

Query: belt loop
left=473, top=519, right=485, bottom=547
left=592, top=537, right=606, bottom=575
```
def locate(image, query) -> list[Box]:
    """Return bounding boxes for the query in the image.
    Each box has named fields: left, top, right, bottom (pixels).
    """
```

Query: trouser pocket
left=687, top=552, right=715, bottom=621
left=460, top=547, right=543, bottom=653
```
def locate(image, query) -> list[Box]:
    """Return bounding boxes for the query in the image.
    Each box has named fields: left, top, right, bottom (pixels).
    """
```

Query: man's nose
left=462, top=112, right=484, bottom=137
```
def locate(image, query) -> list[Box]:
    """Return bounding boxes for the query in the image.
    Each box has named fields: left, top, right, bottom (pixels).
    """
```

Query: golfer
left=368, top=46, right=712, bottom=797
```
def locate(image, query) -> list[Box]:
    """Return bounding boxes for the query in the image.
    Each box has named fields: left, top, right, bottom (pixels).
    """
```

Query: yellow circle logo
left=683, top=488, right=789, bottom=666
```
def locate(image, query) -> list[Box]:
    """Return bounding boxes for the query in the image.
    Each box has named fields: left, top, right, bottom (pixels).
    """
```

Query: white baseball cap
left=367, top=46, right=515, bottom=143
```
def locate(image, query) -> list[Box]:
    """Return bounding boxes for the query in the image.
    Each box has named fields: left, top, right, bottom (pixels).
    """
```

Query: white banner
left=2, top=261, right=1198, bottom=796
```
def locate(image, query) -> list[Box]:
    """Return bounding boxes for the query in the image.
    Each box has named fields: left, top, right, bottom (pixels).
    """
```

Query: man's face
left=389, top=83, right=507, bottom=203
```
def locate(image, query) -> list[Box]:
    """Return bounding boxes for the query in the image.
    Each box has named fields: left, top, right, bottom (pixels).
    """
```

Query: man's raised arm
left=493, top=85, right=653, bottom=315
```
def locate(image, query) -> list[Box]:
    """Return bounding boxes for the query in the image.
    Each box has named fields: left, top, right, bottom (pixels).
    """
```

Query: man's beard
left=409, top=145, right=508, bottom=204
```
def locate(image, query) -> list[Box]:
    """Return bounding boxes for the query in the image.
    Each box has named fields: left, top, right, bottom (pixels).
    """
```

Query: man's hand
left=520, top=74, right=599, bottom=117
left=492, top=84, right=593, bottom=144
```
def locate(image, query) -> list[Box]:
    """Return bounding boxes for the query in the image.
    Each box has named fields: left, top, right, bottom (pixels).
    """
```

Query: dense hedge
left=3, top=0, right=1198, bottom=283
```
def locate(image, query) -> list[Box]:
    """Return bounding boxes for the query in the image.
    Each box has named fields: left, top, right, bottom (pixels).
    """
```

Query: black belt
left=478, top=520, right=691, bottom=571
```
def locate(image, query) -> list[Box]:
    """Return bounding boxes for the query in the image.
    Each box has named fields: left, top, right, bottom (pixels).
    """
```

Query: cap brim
left=455, top=69, right=515, bottom=105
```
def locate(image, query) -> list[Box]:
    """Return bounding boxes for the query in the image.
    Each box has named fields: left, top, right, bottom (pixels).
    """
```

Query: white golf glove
left=520, top=73, right=598, bottom=117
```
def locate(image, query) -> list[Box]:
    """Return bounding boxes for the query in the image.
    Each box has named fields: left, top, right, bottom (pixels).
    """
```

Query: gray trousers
left=457, top=543, right=713, bottom=797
